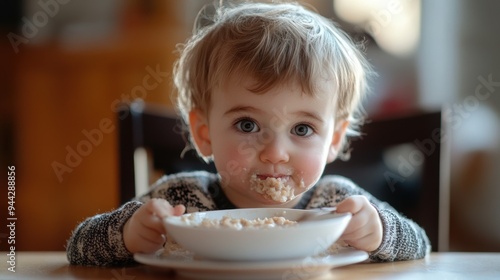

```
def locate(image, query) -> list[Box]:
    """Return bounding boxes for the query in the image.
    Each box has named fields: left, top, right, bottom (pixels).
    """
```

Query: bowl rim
left=163, top=208, right=352, bottom=232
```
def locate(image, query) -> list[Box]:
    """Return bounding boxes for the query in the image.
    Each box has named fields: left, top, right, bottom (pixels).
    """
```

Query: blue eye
left=235, top=119, right=259, bottom=133
left=292, top=124, right=313, bottom=137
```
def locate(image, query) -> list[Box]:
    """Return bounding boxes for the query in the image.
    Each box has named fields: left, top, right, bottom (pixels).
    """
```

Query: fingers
left=344, top=232, right=381, bottom=252
left=336, top=196, right=368, bottom=236
left=173, top=204, right=186, bottom=216
left=341, top=207, right=371, bottom=236
left=335, top=195, right=365, bottom=215
left=123, top=199, right=186, bottom=254
left=336, top=195, right=383, bottom=252
left=144, top=198, right=175, bottom=218
left=135, top=225, right=166, bottom=249
left=145, top=198, right=186, bottom=217
left=140, top=199, right=186, bottom=233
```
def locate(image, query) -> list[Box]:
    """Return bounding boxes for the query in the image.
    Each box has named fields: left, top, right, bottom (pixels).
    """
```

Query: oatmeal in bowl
left=187, top=215, right=297, bottom=230
left=163, top=208, right=351, bottom=261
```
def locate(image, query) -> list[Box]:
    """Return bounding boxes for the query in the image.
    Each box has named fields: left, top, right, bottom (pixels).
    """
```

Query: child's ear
left=188, top=109, right=212, bottom=157
left=327, top=120, right=349, bottom=163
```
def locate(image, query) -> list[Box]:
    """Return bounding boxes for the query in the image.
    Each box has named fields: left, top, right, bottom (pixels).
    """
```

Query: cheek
left=212, top=137, right=255, bottom=182
left=294, top=141, right=330, bottom=186
left=296, top=153, right=325, bottom=186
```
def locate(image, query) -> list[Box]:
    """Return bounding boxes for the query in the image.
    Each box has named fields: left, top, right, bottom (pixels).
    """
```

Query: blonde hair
left=173, top=1, right=373, bottom=160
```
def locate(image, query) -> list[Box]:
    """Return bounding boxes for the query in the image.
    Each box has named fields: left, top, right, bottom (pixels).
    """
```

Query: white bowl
left=163, top=208, right=351, bottom=261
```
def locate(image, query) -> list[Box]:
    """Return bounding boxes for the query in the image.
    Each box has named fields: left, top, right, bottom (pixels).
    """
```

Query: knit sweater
left=66, top=171, right=430, bottom=266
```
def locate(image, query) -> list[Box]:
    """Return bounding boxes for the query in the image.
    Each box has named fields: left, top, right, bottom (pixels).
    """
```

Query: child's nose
left=259, top=135, right=290, bottom=164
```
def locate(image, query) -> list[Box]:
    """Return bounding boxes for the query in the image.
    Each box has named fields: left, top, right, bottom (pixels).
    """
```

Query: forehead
left=223, top=72, right=334, bottom=96
left=212, top=74, right=338, bottom=116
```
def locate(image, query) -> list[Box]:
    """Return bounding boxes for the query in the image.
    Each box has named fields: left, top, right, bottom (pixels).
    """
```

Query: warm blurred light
left=334, top=0, right=420, bottom=57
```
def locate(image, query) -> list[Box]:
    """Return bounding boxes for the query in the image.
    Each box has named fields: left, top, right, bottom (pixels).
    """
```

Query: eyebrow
left=223, top=106, right=263, bottom=116
left=294, top=111, right=325, bottom=124
left=224, top=105, right=325, bottom=124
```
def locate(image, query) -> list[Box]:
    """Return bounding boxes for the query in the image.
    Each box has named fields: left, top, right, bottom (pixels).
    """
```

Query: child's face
left=190, top=76, right=347, bottom=208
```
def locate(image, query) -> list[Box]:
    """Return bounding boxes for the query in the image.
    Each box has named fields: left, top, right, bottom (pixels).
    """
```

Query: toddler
left=67, top=0, right=430, bottom=266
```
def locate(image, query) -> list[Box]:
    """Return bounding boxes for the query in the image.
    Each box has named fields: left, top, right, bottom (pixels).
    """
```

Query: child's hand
left=335, top=195, right=383, bottom=252
left=123, top=198, right=185, bottom=254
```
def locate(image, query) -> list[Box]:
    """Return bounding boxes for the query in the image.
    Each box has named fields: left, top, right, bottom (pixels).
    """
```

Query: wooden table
left=1, top=251, right=499, bottom=279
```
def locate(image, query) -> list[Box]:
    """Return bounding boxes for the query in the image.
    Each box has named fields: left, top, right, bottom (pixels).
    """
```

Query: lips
left=256, top=174, right=290, bottom=181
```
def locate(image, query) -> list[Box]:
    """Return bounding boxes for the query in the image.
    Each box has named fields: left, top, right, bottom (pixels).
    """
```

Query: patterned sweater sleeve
left=66, top=201, right=143, bottom=266
left=66, top=171, right=220, bottom=266
left=309, top=175, right=431, bottom=262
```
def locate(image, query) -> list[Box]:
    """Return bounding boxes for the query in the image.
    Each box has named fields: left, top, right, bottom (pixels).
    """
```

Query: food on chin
left=250, top=174, right=305, bottom=203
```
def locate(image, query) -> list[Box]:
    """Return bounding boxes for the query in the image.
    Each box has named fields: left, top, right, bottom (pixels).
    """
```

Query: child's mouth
left=250, top=174, right=295, bottom=203
left=255, top=174, right=290, bottom=180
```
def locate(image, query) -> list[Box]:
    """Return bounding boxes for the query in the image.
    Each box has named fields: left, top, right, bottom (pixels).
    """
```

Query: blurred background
left=0, top=0, right=499, bottom=252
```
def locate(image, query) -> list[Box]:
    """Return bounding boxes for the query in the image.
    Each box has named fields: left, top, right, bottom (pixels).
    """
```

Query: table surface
left=1, top=251, right=499, bottom=279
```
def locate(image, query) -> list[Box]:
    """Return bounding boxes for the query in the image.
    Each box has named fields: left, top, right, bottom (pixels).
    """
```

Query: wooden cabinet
left=11, top=26, right=187, bottom=250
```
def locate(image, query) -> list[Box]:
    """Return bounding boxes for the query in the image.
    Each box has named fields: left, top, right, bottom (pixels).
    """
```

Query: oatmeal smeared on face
left=249, top=174, right=306, bottom=203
